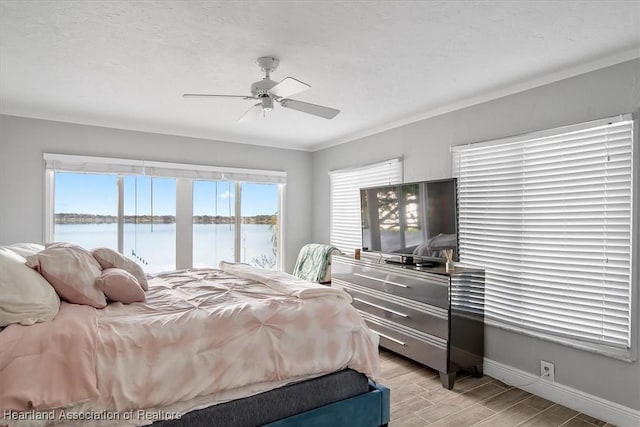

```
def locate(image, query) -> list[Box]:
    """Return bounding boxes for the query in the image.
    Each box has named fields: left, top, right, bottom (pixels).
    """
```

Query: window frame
left=44, top=154, right=286, bottom=271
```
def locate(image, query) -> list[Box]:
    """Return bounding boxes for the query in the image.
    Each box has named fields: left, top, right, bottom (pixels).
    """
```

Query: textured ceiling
left=1, top=1, right=639, bottom=151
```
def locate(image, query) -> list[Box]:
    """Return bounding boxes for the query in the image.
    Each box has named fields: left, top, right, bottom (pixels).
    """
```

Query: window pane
left=123, top=176, right=176, bottom=273
left=240, top=183, right=279, bottom=268
left=53, top=172, right=118, bottom=249
left=240, top=183, right=279, bottom=269
left=193, top=180, right=236, bottom=268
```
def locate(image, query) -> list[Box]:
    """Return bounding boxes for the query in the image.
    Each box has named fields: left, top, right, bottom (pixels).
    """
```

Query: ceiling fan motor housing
left=250, top=78, right=277, bottom=97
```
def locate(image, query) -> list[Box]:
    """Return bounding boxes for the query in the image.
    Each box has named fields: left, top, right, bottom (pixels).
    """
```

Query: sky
left=54, top=172, right=278, bottom=216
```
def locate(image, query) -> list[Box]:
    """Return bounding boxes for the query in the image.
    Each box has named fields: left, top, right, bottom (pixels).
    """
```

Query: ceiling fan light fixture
left=261, top=96, right=274, bottom=111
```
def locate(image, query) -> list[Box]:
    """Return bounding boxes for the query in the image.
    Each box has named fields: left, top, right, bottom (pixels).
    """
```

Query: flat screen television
left=360, top=178, right=458, bottom=264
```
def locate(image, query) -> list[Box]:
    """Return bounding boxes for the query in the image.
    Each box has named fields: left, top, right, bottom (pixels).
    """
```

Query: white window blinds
left=452, top=115, right=634, bottom=356
left=43, top=153, right=287, bottom=184
left=329, top=158, right=403, bottom=254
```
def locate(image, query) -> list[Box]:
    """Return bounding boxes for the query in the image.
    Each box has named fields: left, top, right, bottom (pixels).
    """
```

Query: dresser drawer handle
left=370, top=330, right=407, bottom=346
left=353, top=298, right=409, bottom=318
left=354, top=273, right=409, bottom=288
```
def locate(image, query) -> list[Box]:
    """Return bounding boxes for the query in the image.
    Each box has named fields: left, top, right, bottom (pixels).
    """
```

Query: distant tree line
left=55, top=213, right=277, bottom=225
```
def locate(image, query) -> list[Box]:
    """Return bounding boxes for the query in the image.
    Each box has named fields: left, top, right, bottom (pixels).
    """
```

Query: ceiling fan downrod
left=250, top=57, right=280, bottom=98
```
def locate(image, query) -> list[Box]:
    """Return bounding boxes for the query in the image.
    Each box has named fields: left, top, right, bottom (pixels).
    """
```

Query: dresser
left=331, top=253, right=485, bottom=389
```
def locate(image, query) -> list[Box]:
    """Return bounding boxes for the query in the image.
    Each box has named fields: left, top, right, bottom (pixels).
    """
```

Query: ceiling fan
left=183, top=57, right=340, bottom=123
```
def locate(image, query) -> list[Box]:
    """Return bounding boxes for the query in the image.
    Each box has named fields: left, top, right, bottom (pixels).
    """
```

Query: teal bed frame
left=264, top=381, right=390, bottom=427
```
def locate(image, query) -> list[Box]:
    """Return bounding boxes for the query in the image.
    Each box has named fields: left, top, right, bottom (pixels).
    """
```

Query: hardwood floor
left=378, top=348, right=613, bottom=427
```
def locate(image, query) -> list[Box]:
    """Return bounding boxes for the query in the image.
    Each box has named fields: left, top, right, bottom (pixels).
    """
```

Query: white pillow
left=4, top=242, right=45, bottom=258
left=0, top=247, right=60, bottom=327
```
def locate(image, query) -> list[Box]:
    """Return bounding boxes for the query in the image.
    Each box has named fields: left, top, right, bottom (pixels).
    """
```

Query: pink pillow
left=96, top=268, right=145, bottom=304
left=26, top=244, right=106, bottom=308
left=91, top=248, right=148, bottom=290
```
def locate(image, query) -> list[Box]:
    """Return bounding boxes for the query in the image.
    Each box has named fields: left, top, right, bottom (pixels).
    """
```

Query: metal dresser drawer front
left=333, top=279, right=449, bottom=339
left=333, top=262, right=450, bottom=309
left=360, top=312, right=448, bottom=373
left=331, top=254, right=485, bottom=390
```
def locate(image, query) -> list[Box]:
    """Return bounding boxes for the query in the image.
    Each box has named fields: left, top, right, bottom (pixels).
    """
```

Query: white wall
left=312, top=59, right=640, bottom=411
left=0, top=116, right=313, bottom=272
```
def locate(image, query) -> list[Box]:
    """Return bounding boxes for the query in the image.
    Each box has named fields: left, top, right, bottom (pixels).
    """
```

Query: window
left=53, top=172, right=119, bottom=250
left=329, top=158, right=403, bottom=254
left=240, top=182, right=279, bottom=268
left=452, top=115, right=635, bottom=359
left=192, top=180, right=236, bottom=267
left=45, top=154, right=286, bottom=272
left=123, top=176, right=176, bottom=273
left=191, top=181, right=279, bottom=268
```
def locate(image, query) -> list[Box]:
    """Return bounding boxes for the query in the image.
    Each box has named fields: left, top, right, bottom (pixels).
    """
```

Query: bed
left=0, top=244, right=389, bottom=427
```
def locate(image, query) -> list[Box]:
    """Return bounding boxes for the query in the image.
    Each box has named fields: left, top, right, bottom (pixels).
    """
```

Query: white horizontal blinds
left=452, top=117, right=633, bottom=350
left=329, top=158, right=403, bottom=254
left=43, top=154, right=287, bottom=183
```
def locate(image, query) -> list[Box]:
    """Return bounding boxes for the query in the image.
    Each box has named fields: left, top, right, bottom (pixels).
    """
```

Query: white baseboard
left=483, top=358, right=640, bottom=427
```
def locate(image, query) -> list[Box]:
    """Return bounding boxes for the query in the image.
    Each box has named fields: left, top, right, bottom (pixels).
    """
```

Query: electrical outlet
left=540, top=360, right=555, bottom=382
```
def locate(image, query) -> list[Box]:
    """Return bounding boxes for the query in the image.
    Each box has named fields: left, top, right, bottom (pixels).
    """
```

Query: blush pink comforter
left=1, top=265, right=379, bottom=426
left=0, top=303, right=99, bottom=411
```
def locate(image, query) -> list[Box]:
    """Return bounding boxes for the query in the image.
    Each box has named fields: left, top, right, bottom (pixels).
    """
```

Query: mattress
left=151, top=369, right=369, bottom=427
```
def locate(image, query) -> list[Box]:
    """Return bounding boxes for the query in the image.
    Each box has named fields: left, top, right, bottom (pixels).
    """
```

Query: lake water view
left=55, top=223, right=276, bottom=273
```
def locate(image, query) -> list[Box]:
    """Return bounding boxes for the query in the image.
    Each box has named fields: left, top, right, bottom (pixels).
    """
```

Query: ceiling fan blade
left=238, top=103, right=263, bottom=123
left=183, top=94, right=256, bottom=100
left=279, top=99, right=340, bottom=119
left=269, top=77, right=310, bottom=98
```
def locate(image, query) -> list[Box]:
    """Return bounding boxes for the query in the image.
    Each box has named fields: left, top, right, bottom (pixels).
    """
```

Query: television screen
left=360, top=178, right=458, bottom=262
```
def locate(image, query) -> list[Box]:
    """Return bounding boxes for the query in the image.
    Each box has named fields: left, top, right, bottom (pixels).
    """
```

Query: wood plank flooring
left=379, top=348, right=613, bottom=427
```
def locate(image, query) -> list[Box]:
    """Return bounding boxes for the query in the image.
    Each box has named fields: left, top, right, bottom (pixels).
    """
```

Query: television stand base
left=384, top=256, right=438, bottom=268
left=385, top=255, right=414, bottom=265
left=415, top=262, right=437, bottom=268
